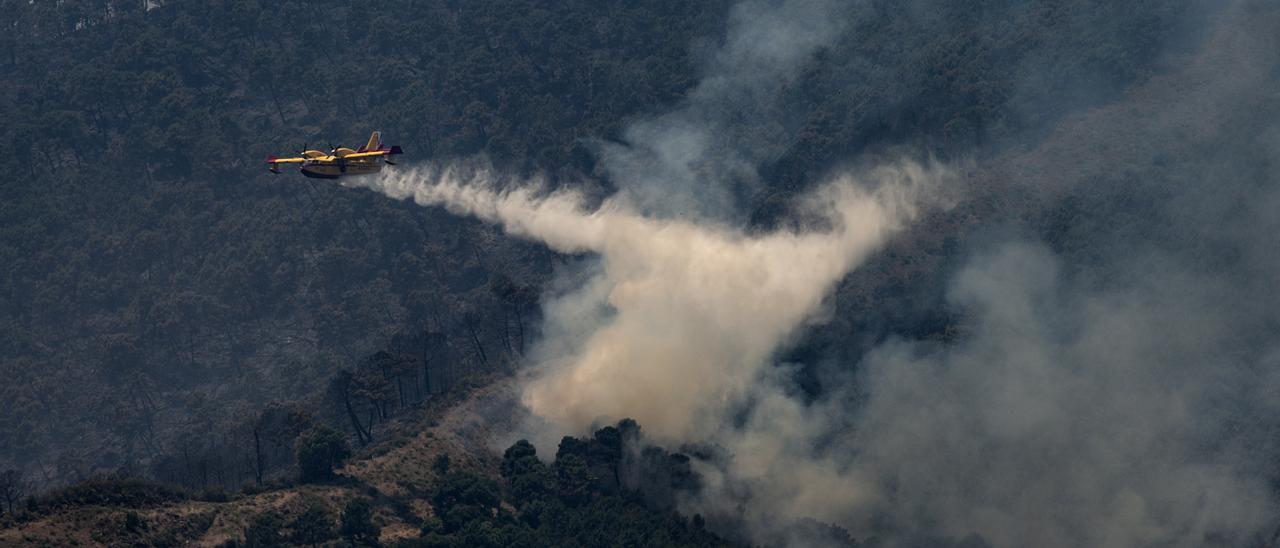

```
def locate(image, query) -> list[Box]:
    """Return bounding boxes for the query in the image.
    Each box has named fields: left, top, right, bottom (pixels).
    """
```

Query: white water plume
left=349, top=161, right=944, bottom=442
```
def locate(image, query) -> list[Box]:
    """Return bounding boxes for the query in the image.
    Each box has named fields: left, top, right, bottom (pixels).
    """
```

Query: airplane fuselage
left=299, top=157, right=385, bottom=179
left=268, top=133, right=402, bottom=178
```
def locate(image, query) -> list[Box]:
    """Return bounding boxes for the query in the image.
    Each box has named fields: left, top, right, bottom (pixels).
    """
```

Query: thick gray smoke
left=830, top=7, right=1280, bottom=545
left=347, top=1, right=1280, bottom=547
left=839, top=243, right=1276, bottom=547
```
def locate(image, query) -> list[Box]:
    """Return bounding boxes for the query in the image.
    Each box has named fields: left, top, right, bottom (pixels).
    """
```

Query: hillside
left=1, top=379, right=737, bottom=547
left=5, top=0, right=1280, bottom=546
left=0, top=0, right=1196, bottom=492
left=1, top=0, right=733, bottom=492
left=0, top=380, right=505, bottom=546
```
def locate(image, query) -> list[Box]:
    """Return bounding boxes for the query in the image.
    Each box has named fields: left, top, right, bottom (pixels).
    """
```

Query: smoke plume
left=596, top=0, right=846, bottom=220
left=346, top=1, right=1280, bottom=546
left=350, top=161, right=943, bottom=444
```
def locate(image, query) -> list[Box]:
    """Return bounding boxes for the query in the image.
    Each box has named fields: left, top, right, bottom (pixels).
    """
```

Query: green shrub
left=431, top=454, right=451, bottom=475
left=42, top=476, right=185, bottom=510
left=289, top=504, right=336, bottom=546
left=295, top=424, right=351, bottom=483
left=340, top=498, right=378, bottom=545
left=124, top=510, right=145, bottom=533
left=243, top=511, right=284, bottom=548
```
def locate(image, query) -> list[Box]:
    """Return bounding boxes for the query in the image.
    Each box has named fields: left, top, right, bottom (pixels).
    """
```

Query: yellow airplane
left=267, top=131, right=403, bottom=179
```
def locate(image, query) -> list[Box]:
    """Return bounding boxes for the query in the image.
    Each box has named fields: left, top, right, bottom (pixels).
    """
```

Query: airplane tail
left=364, top=131, right=382, bottom=151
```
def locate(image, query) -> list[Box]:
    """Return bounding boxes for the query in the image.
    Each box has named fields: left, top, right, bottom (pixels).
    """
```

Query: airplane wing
left=342, top=146, right=403, bottom=160
left=340, top=151, right=388, bottom=159
left=267, top=155, right=306, bottom=174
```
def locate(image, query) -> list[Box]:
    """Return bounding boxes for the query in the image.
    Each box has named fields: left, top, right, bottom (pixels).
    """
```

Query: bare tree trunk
left=515, top=308, right=525, bottom=357
left=499, top=307, right=513, bottom=356
left=421, top=333, right=435, bottom=395
left=342, top=393, right=370, bottom=445
left=265, top=77, right=288, bottom=125
left=253, top=425, right=264, bottom=485
left=467, top=320, right=488, bottom=368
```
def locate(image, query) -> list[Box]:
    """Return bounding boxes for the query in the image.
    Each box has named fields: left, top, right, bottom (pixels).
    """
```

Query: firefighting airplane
left=267, top=131, right=403, bottom=179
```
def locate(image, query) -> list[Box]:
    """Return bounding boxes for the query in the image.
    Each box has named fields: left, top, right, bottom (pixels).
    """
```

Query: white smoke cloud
left=342, top=2, right=1280, bottom=547
left=834, top=243, right=1276, bottom=547
left=679, top=239, right=1277, bottom=547
left=350, top=161, right=944, bottom=445
left=596, top=0, right=847, bottom=219
left=350, top=149, right=1278, bottom=547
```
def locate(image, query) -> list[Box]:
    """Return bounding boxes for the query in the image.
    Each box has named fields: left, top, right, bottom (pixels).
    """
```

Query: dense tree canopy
left=0, top=0, right=732, bottom=490
left=406, top=422, right=732, bottom=547
left=0, top=0, right=1199, bottom=521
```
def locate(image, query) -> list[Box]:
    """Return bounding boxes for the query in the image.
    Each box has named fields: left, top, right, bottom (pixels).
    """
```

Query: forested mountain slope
left=4, top=1, right=1261, bottom=545
left=1, top=0, right=731, bottom=489
left=0, top=0, right=1195, bottom=490
left=1, top=380, right=735, bottom=547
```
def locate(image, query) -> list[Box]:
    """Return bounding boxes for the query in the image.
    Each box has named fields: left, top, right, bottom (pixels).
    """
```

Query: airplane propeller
left=327, top=142, right=348, bottom=172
